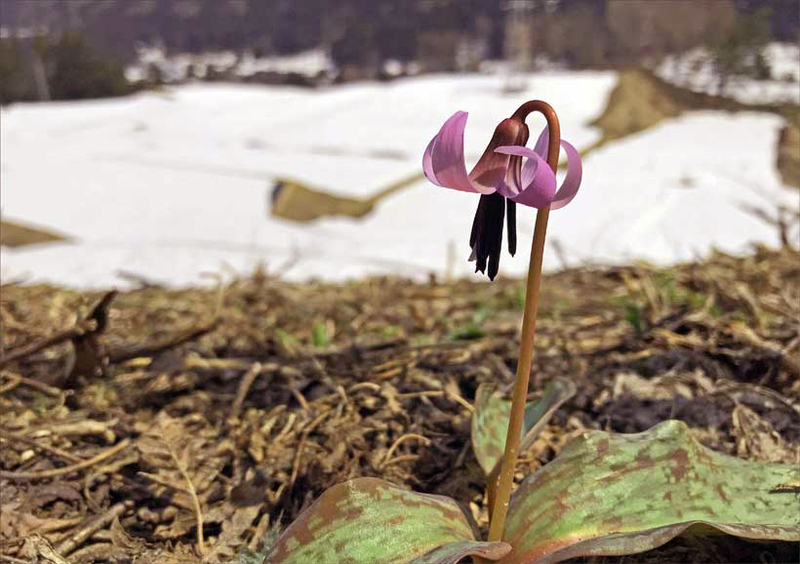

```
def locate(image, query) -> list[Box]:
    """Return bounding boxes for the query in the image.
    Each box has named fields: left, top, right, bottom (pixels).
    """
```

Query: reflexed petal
left=422, top=112, right=494, bottom=195
left=494, top=145, right=556, bottom=208
left=422, top=135, right=439, bottom=184
left=496, top=136, right=583, bottom=210
left=551, top=139, right=582, bottom=210
left=532, top=125, right=549, bottom=158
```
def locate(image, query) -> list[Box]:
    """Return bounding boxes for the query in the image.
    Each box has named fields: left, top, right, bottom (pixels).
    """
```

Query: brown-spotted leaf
left=412, top=540, right=514, bottom=563
left=472, top=377, right=576, bottom=475
left=502, top=419, right=800, bottom=564
left=265, top=477, right=511, bottom=564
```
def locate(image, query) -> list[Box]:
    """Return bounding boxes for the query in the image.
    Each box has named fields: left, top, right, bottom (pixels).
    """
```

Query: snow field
left=1, top=71, right=796, bottom=287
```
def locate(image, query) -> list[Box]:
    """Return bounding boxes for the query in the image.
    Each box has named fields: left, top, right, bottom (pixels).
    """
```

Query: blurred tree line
left=0, top=0, right=795, bottom=103
left=0, top=31, right=130, bottom=104
left=709, top=6, right=773, bottom=92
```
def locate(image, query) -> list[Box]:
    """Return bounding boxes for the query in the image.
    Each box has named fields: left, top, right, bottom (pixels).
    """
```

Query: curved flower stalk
left=425, top=100, right=580, bottom=543
left=423, top=105, right=582, bottom=280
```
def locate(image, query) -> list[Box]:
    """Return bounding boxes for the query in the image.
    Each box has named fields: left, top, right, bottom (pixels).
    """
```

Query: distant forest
left=1, top=0, right=797, bottom=65
left=0, top=0, right=797, bottom=104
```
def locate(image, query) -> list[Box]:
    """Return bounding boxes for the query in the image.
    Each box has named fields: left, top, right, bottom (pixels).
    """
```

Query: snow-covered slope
left=1, top=72, right=796, bottom=287
left=656, top=42, right=799, bottom=105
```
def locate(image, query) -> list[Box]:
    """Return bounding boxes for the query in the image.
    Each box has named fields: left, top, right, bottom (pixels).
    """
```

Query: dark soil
left=1, top=245, right=798, bottom=563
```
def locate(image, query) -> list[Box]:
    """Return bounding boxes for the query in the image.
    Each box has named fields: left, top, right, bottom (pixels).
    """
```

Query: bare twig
left=291, top=388, right=310, bottom=412
left=396, top=389, right=475, bottom=412
left=108, top=319, right=219, bottom=363
left=383, top=433, right=431, bottom=466
left=0, top=439, right=130, bottom=481
left=288, top=410, right=332, bottom=492
left=0, top=432, right=84, bottom=463
left=55, top=501, right=131, bottom=556
left=0, top=373, right=66, bottom=397
left=347, top=382, right=381, bottom=393
left=382, top=454, right=421, bottom=468
left=0, top=554, right=30, bottom=564
left=0, top=555, right=31, bottom=564
left=229, top=362, right=264, bottom=420
left=0, top=323, right=93, bottom=368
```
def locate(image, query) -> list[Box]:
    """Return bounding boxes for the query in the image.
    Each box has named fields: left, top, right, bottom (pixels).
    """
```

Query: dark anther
left=469, top=193, right=506, bottom=280
left=506, top=199, right=517, bottom=257
left=469, top=195, right=486, bottom=258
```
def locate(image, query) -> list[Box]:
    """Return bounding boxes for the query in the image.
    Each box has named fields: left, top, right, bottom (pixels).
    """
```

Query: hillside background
left=1, top=0, right=798, bottom=103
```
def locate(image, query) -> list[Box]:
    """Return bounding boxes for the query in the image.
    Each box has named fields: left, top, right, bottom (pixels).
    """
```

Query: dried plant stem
left=0, top=439, right=130, bottom=481
left=0, top=372, right=68, bottom=397
left=383, top=433, right=431, bottom=465
left=487, top=100, right=561, bottom=543
left=0, top=431, right=84, bottom=463
left=55, top=501, right=131, bottom=556
left=163, top=433, right=206, bottom=556
left=228, top=361, right=263, bottom=420
left=0, top=555, right=32, bottom=564
left=0, top=323, right=94, bottom=368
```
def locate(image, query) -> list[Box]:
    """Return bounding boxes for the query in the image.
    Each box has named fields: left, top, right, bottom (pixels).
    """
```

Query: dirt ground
left=1, top=244, right=798, bottom=563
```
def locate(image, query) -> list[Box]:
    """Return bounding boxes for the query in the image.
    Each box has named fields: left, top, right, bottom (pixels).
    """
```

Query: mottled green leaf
left=265, top=477, right=510, bottom=564
left=502, top=419, right=800, bottom=564
left=412, top=540, right=513, bottom=564
left=471, top=377, right=576, bottom=476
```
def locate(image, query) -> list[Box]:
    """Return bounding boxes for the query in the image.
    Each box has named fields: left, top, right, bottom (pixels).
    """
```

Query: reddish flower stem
left=486, top=100, right=561, bottom=543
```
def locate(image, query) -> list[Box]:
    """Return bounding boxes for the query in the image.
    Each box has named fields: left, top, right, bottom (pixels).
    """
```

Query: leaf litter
left=0, top=245, right=798, bottom=563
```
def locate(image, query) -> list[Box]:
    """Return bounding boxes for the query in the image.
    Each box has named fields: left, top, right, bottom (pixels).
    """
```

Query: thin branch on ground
left=0, top=439, right=130, bottom=481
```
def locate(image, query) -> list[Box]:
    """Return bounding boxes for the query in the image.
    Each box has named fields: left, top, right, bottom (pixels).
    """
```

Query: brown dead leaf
left=66, top=290, right=117, bottom=386
left=137, top=414, right=227, bottom=554
left=110, top=516, right=147, bottom=553
left=19, top=534, right=71, bottom=564
left=25, top=481, right=82, bottom=507
left=732, top=404, right=798, bottom=464
left=202, top=504, right=261, bottom=563
left=612, top=372, right=689, bottom=401
left=1, top=500, right=52, bottom=539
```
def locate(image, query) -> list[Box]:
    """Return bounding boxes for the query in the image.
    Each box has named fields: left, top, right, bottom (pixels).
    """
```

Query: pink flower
left=422, top=110, right=582, bottom=280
